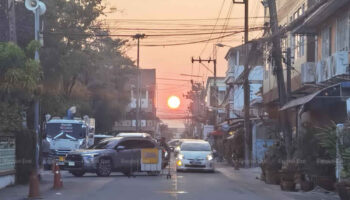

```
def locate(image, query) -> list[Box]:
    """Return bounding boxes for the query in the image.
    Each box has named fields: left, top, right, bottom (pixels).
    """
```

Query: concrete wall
left=0, top=175, right=15, bottom=189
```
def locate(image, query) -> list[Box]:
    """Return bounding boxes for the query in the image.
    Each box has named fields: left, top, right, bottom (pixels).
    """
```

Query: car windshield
left=46, top=123, right=85, bottom=139
left=89, top=139, right=117, bottom=149
left=181, top=142, right=211, bottom=151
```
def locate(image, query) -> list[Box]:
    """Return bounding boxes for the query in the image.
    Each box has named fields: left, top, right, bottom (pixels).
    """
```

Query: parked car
left=176, top=140, right=214, bottom=172
left=93, top=134, right=113, bottom=145
left=117, top=132, right=152, bottom=138
left=64, top=136, right=160, bottom=177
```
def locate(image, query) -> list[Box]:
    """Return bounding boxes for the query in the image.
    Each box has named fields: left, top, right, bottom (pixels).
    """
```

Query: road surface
left=0, top=162, right=339, bottom=200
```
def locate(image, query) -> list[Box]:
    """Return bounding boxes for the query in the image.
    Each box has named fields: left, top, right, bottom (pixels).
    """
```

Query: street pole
left=7, top=0, right=17, bottom=43
left=25, top=0, right=46, bottom=177
left=233, top=0, right=250, bottom=168
left=267, top=0, right=293, bottom=159
left=133, top=33, right=145, bottom=132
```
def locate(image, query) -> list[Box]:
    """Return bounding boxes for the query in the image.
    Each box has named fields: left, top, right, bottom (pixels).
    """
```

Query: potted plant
left=261, top=142, right=285, bottom=185
left=279, top=161, right=299, bottom=191
left=315, top=122, right=350, bottom=199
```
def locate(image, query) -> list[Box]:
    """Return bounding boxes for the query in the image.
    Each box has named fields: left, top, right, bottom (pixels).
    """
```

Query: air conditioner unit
left=333, top=51, right=349, bottom=76
left=301, top=62, right=316, bottom=84
left=316, top=60, right=327, bottom=83
left=326, top=56, right=335, bottom=80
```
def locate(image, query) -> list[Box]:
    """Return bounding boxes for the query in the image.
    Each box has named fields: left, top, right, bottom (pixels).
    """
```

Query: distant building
left=224, top=43, right=264, bottom=120
left=114, top=69, right=159, bottom=135
left=205, top=77, right=227, bottom=125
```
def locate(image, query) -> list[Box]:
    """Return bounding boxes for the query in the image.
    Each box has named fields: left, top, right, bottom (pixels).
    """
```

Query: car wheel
left=71, top=171, right=85, bottom=177
left=147, top=171, right=160, bottom=176
left=96, top=158, right=112, bottom=177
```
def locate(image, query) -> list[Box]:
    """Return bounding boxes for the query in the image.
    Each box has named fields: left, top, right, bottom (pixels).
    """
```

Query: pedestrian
left=159, top=137, right=170, bottom=168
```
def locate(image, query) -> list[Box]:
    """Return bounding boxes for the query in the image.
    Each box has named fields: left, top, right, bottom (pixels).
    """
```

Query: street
left=0, top=162, right=339, bottom=200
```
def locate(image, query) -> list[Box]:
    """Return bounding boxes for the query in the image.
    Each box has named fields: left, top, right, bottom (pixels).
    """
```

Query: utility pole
left=233, top=0, right=250, bottom=168
left=191, top=57, right=217, bottom=126
left=286, top=48, right=292, bottom=99
left=133, top=33, right=146, bottom=132
left=267, top=0, right=293, bottom=159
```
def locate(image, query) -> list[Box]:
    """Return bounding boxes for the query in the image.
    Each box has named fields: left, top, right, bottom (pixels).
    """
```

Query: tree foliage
left=2, top=0, right=136, bottom=132
left=37, top=0, right=135, bottom=132
left=0, top=41, right=41, bottom=134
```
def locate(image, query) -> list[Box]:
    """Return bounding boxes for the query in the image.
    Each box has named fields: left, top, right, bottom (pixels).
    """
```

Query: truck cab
left=44, top=118, right=92, bottom=168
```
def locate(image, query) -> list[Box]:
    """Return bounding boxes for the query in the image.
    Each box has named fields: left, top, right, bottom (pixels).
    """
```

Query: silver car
left=176, top=140, right=214, bottom=172
left=65, top=136, right=159, bottom=177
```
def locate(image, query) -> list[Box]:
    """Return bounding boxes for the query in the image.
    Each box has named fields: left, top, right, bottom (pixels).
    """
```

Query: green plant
left=315, top=122, right=350, bottom=180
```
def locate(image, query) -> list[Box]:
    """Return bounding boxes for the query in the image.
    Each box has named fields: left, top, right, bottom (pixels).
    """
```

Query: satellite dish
left=25, top=0, right=39, bottom=11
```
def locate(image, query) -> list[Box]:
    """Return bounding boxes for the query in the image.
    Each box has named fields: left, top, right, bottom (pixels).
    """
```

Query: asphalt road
left=0, top=159, right=340, bottom=200
left=30, top=164, right=338, bottom=200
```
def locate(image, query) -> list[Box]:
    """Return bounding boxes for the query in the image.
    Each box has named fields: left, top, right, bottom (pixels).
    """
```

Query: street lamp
left=25, top=0, right=46, bottom=171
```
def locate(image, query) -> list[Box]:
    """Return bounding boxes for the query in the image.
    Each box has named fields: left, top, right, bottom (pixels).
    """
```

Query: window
left=117, top=140, right=139, bottom=149
left=117, top=139, right=155, bottom=149
left=321, top=27, right=331, bottom=58
left=337, top=13, right=349, bottom=51
left=138, top=140, right=155, bottom=148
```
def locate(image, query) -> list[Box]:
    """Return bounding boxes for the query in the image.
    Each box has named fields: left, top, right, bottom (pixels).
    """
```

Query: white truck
left=43, top=109, right=95, bottom=169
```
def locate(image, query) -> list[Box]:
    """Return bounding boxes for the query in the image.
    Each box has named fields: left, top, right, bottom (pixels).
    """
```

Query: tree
left=0, top=41, right=41, bottom=133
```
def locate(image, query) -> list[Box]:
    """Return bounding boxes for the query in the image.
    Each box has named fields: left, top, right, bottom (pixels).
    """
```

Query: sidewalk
left=0, top=171, right=55, bottom=200
left=215, top=162, right=340, bottom=200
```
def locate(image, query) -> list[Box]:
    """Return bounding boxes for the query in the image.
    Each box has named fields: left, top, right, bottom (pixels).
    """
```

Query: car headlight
left=178, top=154, right=184, bottom=160
left=207, top=154, right=213, bottom=161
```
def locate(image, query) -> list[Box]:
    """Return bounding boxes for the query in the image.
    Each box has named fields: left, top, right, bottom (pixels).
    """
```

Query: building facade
left=113, top=69, right=160, bottom=135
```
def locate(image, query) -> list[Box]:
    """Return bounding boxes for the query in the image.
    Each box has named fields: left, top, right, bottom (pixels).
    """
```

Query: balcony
left=316, top=51, right=349, bottom=84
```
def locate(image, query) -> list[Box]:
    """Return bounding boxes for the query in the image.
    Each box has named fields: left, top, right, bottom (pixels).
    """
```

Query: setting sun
left=167, top=96, right=181, bottom=109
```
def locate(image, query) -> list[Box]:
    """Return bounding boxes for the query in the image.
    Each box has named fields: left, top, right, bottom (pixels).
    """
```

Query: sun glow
left=167, top=96, right=180, bottom=109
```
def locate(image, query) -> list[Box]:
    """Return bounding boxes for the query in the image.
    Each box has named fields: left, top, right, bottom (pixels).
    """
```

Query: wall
left=263, top=0, right=309, bottom=103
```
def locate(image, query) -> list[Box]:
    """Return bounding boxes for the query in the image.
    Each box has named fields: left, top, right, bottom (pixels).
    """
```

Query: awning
left=209, top=130, right=224, bottom=136
left=280, top=91, right=321, bottom=111
left=280, top=84, right=341, bottom=111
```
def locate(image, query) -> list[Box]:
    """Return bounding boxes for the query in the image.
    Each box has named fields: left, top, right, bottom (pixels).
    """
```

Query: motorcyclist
left=159, top=137, right=171, bottom=168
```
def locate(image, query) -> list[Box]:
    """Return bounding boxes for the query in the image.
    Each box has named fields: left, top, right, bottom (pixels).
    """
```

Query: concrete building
left=224, top=43, right=275, bottom=164
left=224, top=43, right=264, bottom=120
left=114, top=69, right=160, bottom=135
left=261, top=0, right=350, bottom=180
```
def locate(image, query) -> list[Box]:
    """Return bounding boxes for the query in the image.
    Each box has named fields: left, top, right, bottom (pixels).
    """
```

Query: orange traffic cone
left=53, top=163, right=63, bottom=189
left=28, top=169, right=40, bottom=198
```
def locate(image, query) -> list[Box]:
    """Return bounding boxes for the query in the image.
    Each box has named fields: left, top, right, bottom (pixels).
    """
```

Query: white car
left=176, top=140, right=214, bottom=172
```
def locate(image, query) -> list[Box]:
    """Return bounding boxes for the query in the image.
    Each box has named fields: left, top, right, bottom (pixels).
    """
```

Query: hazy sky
left=104, top=0, right=264, bottom=128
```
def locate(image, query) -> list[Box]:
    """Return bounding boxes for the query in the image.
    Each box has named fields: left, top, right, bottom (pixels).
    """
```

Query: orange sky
left=104, top=0, right=264, bottom=128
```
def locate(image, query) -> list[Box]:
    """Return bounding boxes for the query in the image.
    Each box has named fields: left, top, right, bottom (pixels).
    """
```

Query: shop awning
left=209, top=130, right=224, bottom=136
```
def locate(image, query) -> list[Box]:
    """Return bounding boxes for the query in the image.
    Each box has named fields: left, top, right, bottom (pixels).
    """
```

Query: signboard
left=0, top=136, right=15, bottom=173
left=141, top=148, right=158, bottom=164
